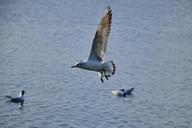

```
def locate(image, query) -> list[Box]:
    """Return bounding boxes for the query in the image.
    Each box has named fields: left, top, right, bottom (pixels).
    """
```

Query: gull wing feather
left=88, top=6, right=112, bottom=62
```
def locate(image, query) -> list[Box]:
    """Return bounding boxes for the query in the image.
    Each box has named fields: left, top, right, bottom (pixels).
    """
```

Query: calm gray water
left=0, top=0, right=192, bottom=128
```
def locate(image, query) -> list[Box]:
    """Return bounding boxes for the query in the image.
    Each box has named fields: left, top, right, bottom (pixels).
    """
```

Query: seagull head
left=21, top=90, right=25, bottom=96
left=71, top=60, right=84, bottom=68
left=18, top=90, right=25, bottom=97
left=120, top=89, right=125, bottom=92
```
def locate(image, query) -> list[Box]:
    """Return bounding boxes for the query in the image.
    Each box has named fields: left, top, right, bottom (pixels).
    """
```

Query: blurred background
left=0, top=0, right=192, bottom=128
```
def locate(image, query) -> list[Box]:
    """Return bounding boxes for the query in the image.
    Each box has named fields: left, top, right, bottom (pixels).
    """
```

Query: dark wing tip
left=106, top=6, right=112, bottom=15
left=107, top=6, right=111, bottom=11
left=107, top=6, right=110, bottom=10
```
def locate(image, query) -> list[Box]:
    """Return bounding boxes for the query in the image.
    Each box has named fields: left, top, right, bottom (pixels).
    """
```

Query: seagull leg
left=105, top=75, right=109, bottom=80
left=103, top=70, right=109, bottom=80
left=105, top=75, right=111, bottom=80
left=99, top=71, right=105, bottom=83
left=101, top=77, right=104, bottom=83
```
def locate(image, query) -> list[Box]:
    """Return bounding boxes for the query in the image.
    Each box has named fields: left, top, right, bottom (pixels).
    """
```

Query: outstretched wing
left=88, top=6, right=112, bottom=62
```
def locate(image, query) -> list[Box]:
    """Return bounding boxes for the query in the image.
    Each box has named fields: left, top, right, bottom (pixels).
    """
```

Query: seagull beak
left=71, top=65, right=76, bottom=68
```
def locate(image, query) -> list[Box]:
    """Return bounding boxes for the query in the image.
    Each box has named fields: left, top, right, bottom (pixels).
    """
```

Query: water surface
left=0, top=0, right=192, bottom=128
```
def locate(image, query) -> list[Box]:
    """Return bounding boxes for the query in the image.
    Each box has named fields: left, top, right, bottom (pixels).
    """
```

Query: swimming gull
left=71, top=6, right=116, bottom=83
left=5, top=90, right=25, bottom=106
left=111, top=88, right=135, bottom=97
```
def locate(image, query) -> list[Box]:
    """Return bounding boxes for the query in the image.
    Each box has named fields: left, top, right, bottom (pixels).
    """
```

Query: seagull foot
left=107, top=75, right=111, bottom=77
left=105, top=75, right=109, bottom=80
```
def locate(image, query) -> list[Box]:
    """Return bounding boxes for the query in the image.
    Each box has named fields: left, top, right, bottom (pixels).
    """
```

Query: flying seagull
left=71, top=6, right=116, bottom=83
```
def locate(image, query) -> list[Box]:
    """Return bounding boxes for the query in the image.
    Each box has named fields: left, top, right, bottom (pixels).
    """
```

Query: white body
left=111, top=90, right=125, bottom=96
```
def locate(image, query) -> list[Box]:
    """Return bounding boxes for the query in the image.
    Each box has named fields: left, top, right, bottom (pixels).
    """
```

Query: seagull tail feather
left=111, top=61, right=116, bottom=75
left=101, top=61, right=116, bottom=75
